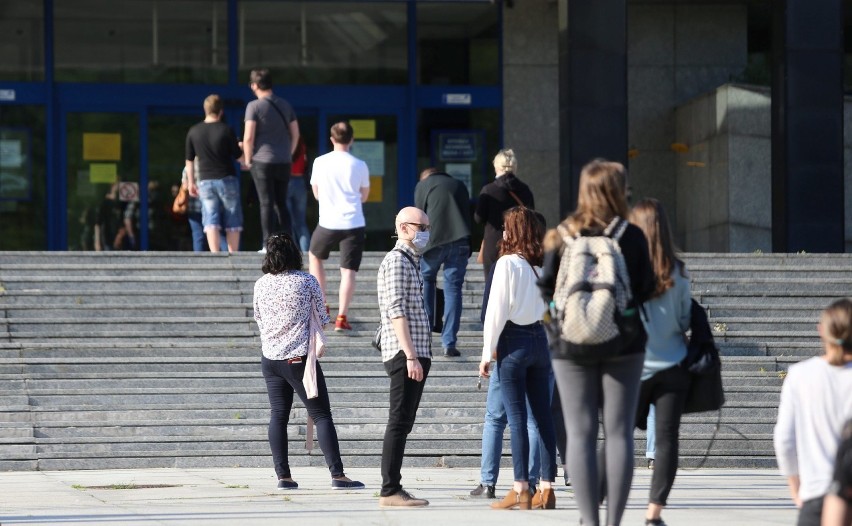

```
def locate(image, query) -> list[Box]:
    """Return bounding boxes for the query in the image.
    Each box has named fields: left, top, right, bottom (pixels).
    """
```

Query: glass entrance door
left=324, top=113, right=399, bottom=251
left=65, top=112, right=140, bottom=251
left=147, top=111, right=201, bottom=251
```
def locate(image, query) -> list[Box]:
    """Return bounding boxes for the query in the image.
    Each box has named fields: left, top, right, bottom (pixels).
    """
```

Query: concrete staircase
left=1, top=251, right=849, bottom=471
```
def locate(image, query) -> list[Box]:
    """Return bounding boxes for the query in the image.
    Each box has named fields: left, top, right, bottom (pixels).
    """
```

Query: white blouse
left=482, top=254, right=547, bottom=362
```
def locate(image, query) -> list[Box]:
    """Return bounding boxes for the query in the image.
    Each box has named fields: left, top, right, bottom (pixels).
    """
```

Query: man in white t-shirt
left=309, top=121, right=370, bottom=332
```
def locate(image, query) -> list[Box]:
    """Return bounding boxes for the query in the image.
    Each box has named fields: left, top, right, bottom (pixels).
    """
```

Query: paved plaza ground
left=0, top=466, right=797, bottom=525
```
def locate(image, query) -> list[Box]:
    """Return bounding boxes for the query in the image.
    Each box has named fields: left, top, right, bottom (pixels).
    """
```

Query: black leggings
left=261, top=356, right=344, bottom=479
left=251, top=161, right=291, bottom=244
left=638, top=364, right=691, bottom=506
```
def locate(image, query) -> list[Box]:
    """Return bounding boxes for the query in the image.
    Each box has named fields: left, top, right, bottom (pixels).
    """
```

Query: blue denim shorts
left=197, top=176, right=243, bottom=232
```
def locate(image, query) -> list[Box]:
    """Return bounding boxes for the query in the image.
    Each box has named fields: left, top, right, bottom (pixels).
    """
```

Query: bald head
left=395, top=206, right=429, bottom=247
left=396, top=206, right=428, bottom=227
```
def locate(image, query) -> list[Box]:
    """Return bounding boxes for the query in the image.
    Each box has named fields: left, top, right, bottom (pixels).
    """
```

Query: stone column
left=558, top=0, right=628, bottom=215
left=771, top=0, right=845, bottom=252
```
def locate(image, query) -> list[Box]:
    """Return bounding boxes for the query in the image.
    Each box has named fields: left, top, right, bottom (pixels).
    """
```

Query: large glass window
left=66, top=112, right=139, bottom=251
left=417, top=2, right=499, bottom=85
left=54, top=0, right=227, bottom=83
left=0, top=1, right=44, bottom=81
left=0, top=105, right=46, bottom=249
left=239, top=2, right=407, bottom=85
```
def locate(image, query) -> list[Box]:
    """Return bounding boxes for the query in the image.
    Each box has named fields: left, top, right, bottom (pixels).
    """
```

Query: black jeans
left=260, top=356, right=344, bottom=479
left=250, top=161, right=292, bottom=243
left=380, top=351, right=431, bottom=497
left=639, top=364, right=691, bottom=506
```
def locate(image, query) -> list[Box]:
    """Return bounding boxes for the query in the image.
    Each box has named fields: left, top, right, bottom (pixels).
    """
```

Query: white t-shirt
left=774, top=356, right=852, bottom=502
left=310, top=151, right=370, bottom=230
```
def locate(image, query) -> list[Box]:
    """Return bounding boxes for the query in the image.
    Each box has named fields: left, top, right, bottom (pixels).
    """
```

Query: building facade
left=0, top=0, right=849, bottom=252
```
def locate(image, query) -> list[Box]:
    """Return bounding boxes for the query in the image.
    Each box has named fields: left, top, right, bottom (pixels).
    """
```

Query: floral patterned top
left=253, top=270, right=330, bottom=360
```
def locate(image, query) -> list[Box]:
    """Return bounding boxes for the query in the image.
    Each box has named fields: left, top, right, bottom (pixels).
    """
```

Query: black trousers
left=250, top=161, right=292, bottom=244
left=261, top=356, right=344, bottom=479
left=639, top=364, right=691, bottom=506
left=380, top=351, right=431, bottom=497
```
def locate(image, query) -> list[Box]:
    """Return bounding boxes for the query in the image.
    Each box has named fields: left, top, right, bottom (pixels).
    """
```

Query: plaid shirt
left=377, top=241, right=432, bottom=362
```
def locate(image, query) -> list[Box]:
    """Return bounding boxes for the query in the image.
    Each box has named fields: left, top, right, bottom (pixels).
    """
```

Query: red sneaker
left=334, top=315, right=352, bottom=332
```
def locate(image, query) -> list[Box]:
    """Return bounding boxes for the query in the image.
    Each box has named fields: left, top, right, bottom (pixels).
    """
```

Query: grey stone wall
left=674, top=84, right=772, bottom=252
left=501, top=1, right=560, bottom=228
left=627, top=3, right=748, bottom=243
left=676, top=85, right=852, bottom=253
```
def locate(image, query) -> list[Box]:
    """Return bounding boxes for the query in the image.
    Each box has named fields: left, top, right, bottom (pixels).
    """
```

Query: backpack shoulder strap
left=604, top=216, right=628, bottom=241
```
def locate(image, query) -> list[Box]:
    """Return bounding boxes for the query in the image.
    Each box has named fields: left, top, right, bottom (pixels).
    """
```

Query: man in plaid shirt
left=376, top=206, right=433, bottom=508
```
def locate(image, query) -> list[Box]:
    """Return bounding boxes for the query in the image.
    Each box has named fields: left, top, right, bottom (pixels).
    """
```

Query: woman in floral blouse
left=253, top=232, right=364, bottom=491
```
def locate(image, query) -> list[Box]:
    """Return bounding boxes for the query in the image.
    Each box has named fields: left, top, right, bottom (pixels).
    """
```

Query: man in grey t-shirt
left=243, top=68, right=301, bottom=251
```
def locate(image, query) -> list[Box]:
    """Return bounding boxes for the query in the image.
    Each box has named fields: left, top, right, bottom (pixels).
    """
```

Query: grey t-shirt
left=244, top=94, right=296, bottom=164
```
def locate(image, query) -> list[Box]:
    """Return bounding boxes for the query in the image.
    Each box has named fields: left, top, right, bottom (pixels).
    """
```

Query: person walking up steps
left=309, top=121, right=370, bottom=332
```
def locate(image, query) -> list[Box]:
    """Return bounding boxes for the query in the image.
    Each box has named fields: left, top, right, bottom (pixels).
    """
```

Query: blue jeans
left=481, top=359, right=550, bottom=486
left=420, top=238, right=469, bottom=349
left=197, top=176, right=243, bottom=232
left=496, top=321, right=557, bottom=483
left=287, top=176, right=311, bottom=252
left=646, top=403, right=656, bottom=459
left=188, top=210, right=226, bottom=252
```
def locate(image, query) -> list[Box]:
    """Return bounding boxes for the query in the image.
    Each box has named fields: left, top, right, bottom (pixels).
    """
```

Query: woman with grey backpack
left=538, top=159, right=655, bottom=526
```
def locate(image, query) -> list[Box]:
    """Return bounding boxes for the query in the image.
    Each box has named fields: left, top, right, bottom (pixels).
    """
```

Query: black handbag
left=682, top=299, right=726, bottom=414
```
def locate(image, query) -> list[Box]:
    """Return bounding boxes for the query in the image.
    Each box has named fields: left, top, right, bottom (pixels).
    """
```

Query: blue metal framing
left=0, top=0, right=502, bottom=250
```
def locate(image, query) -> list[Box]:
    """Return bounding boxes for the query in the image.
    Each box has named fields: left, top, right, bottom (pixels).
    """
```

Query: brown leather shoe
left=531, top=487, right=556, bottom=509
left=490, top=489, right=531, bottom=510
left=378, top=489, right=429, bottom=508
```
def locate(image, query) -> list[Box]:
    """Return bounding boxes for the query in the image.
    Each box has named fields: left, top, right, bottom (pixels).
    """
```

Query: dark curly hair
left=499, top=206, right=545, bottom=266
left=262, top=232, right=303, bottom=274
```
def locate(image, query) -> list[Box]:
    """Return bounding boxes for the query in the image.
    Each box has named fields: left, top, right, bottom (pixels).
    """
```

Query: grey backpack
left=550, top=217, right=640, bottom=361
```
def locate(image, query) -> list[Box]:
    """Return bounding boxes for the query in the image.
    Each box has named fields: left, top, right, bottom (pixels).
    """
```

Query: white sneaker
left=258, top=248, right=266, bottom=254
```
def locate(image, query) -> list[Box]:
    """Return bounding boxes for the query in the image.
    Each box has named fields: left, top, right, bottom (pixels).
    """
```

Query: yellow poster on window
left=89, top=163, right=118, bottom=184
left=366, top=176, right=382, bottom=202
left=83, top=133, right=121, bottom=161
left=350, top=120, right=376, bottom=140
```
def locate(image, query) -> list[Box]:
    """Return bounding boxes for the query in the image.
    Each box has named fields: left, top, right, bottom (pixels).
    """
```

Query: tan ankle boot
left=531, top=487, right=556, bottom=509
left=490, top=489, right=531, bottom=510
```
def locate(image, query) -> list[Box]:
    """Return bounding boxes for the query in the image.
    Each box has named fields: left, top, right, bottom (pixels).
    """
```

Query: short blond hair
left=493, top=148, right=517, bottom=175
left=203, top=94, right=222, bottom=116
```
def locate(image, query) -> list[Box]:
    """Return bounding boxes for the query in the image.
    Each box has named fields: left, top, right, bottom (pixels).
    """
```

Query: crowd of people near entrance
left=170, top=68, right=852, bottom=524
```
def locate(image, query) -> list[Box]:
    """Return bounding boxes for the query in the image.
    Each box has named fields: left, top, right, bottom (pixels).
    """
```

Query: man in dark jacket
left=414, top=167, right=472, bottom=357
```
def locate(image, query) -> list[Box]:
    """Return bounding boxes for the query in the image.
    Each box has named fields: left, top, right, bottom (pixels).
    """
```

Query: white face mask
left=412, top=230, right=430, bottom=251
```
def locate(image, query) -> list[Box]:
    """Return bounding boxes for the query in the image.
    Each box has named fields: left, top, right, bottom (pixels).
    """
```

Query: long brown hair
left=564, top=159, right=629, bottom=235
left=499, top=206, right=544, bottom=266
left=630, top=198, right=686, bottom=298
left=820, top=298, right=852, bottom=365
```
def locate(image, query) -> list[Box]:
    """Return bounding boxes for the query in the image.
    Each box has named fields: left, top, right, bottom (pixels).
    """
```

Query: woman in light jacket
left=630, top=198, right=692, bottom=526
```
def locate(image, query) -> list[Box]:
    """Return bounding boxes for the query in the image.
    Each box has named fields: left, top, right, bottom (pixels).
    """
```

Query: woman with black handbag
left=629, top=199, right=692, bottom=526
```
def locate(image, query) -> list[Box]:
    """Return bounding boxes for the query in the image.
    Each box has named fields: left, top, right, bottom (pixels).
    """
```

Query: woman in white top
left=480, top=206, right=557, bottom=510
left=774, top=298, right=852, bottom=526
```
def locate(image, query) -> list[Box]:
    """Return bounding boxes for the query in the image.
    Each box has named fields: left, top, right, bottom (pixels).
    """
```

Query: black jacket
left=474, top=173, right=534, bottom=274
left=414, top=172, right=471, bottom=250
